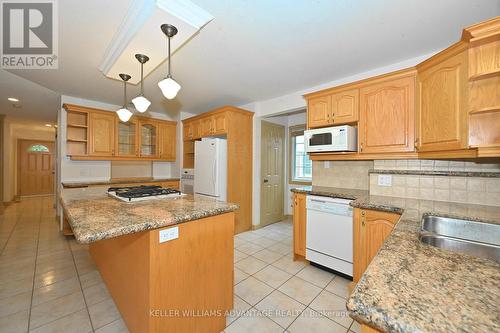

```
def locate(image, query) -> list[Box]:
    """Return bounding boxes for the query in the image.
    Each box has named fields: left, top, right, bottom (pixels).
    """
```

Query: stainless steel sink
left=419, top=216, right=500, bottom=261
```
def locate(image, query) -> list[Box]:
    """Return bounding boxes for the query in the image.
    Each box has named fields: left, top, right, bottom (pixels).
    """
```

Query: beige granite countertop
left=61, top=187, right=238, bottom=244
left=61, top=178, right=180, bottom=188
left=291, top=186, right=500, bottom=333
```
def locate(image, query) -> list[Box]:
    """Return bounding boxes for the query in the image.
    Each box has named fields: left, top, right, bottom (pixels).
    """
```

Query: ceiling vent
left=98, top=0, right=213, bottom=85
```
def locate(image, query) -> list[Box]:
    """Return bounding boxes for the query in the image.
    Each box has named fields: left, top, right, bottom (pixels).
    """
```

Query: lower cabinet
left=292, top=193, right=307, bottom=258
left=353, top=208, right=400, bottom=283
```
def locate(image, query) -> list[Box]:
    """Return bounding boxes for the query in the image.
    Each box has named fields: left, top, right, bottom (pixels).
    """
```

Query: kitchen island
left=61, top=187, right=238, bottom=333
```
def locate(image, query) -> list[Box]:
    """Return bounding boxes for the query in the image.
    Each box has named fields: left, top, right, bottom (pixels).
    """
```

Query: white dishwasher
left=306, top=195, right=353, bottom=277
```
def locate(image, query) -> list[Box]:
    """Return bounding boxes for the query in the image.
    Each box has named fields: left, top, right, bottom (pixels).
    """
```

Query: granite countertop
left=291, top=185, right=369, bottom=200
left=61, top=178, right=181, bottom=188
left=291, top=186, right=500, bottom=333
left=61, top=187, right=238, bottom=244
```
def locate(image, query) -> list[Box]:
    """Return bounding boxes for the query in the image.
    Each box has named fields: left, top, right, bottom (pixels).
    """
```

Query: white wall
left=243, top=51, right=438, bottom=227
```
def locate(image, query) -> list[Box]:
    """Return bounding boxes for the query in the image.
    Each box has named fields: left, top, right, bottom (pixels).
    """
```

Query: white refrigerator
left=194, top=138, right=227, bottom=201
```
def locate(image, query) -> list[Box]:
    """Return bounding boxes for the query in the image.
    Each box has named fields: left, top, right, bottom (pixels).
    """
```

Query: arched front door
left=18, top=140, right=55, bottom=196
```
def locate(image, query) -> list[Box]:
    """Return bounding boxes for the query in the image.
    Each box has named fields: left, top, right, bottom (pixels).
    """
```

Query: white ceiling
left=2, top=0, right=499, bottom=121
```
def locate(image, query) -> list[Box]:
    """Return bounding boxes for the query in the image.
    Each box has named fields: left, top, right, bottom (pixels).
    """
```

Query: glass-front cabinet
left=139, top=120, right=158, bottom=157
left=117, top=119, right=139, bottom=157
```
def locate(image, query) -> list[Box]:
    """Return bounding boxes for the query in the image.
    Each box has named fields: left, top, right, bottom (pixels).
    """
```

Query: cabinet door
left=192, top=120, right=201, bottom=139
left=158, top=123, right=176, bottom=161
left=359, top=75, right=415, bottom=153
left=213, top=113, right=227, bottom=135
left=183, top=122, right=193, bottom=141
left=139, top=120, right=159, bottom=157
left=116, top=118, right=139, bottom=157
left=89, top=112, right=116, bottom=156
left=353, top=208, right=400, bottom=282
left=200, top=117, right=214, bottom=137
left=332, top=89, right=359, bottom=124
left=293, top=193, right=307, bottom=257
left=307, top=96, right=331, bottom=128
left=417, top=50, right=468, bottom=152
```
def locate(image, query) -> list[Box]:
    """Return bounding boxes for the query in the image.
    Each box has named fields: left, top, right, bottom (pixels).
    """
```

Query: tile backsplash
left=370, top=160, right=500, bottom=206
left=313, top=161, right=373, bottom=190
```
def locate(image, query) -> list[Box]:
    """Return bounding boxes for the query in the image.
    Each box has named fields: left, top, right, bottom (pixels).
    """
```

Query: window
left=27, top=144, right=49, bottom=153
left=290, top=125, right=312, bottom=183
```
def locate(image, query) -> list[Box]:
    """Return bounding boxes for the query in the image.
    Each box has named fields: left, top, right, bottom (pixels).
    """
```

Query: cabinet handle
left=362, top=217, right=365, bottom=227
left=414, top=138, right=419, bottom=148
left=360, top=143, right=363, bottom=152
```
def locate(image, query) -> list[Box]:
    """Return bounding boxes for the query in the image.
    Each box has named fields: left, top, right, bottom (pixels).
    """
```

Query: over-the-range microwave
left=304, top=125, right=357, bottom=153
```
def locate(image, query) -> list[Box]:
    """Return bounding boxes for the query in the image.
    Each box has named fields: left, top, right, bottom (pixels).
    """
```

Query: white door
left=194, top=140, right=218, bottom=197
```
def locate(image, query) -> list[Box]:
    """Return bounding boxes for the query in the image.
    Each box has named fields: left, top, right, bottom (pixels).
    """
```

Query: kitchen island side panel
left=89, top=230, right=151, bottom=333
left=90, top=212, right=235, bottom=333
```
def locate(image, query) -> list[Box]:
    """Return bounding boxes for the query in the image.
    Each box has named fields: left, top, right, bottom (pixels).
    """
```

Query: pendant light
left=131, top=54, right=151, bottom=113
left=158, top=24, right=181, bottom=99
left=116, top=73, right=133, bottom=122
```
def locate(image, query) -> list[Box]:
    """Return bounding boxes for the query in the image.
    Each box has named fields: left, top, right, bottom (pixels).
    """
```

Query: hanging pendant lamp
left=158, top=24, right=181, bottom=99
left=116, top=73, right=133, bottom=122
left=132, top=54, right=151, bottom=112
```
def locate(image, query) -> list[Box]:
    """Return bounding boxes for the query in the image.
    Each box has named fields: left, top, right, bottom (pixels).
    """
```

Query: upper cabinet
left=63, top=104, right=177, bottom=161
left=359, top=73, right=416, bottom=154
left=331, top=88, right=359, bottom=124
left=116, top=118, right=139, bottom=157
left=139, top=120, right=158, bottom=158
left=89, top=111, right=116, bottom=157
left=158, top=122, right=176, bottom=161
left=416, top=45, right=469, bottom=152
left=182, top=110, right=228, bottom=141
left=307, top=89, right=359, bottom=128
left=304, top=17, right=500, bottom=160
left=307, top=96, right=331, bottom=128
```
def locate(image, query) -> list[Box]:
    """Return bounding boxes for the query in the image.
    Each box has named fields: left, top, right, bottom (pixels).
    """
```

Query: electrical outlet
left=159, top=227, right=179, bottom=243
left=324, top=161, right=331, bottom=169
left=377, top=175, right=392, bottom=187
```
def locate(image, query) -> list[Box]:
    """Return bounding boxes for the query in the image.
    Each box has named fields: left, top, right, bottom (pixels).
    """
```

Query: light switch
left=377, top=175, right=392, bottom=187
left=159, top=227, right=179, bottom=243
left=324, top=161, right=331, bottom=169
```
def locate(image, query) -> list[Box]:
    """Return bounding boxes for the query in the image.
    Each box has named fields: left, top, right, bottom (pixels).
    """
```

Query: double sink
left=420, top=215, right=500, bottom=262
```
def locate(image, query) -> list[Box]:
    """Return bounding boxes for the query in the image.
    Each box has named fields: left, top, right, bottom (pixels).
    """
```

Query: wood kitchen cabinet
left=139, top=119, right=158, bottom=158
left=306, top=88, right=359, bottom=128
left=116, top=118, right=139, bottom=157
left=213, top=113, right=227, bottom=134
left=200, top=116, right=214, bottom=137
left=89, top=111, right=116, bottom=157
left=416, top=44, right=469, bottom=152
left=293, top=192, right=307, bottom=259
left=64, top=104, right=177, bottom=161
left=158, top=122, right=176, bottom=161
left=359, top=72, right=416, bottom=154
left=182, top=106, right=254, bottom=234
left=307, top=95, right=331, bottom=128
left=353, top=208, right=400, bottom=283
left=331, top=88, right=359, bottom=124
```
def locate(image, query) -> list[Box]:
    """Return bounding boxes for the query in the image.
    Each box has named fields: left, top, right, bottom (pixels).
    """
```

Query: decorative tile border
left=369, top=169, right=500, bottom=178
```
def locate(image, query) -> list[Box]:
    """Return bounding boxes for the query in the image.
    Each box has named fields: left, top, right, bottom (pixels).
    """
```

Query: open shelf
left=67, top=124, right=88, bottom=128
left=67, top=138, right=87, bottom=143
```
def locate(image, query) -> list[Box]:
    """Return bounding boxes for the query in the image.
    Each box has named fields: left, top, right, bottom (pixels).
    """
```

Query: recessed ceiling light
left=8, top=97, right=19, bottom=102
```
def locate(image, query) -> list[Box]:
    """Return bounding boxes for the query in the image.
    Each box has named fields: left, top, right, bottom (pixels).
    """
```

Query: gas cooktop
left=107, top=185, right=185, bottom=202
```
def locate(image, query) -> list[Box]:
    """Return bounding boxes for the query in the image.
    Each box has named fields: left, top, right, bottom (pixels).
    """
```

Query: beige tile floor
left=0, top=196, right=359, bottom=333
